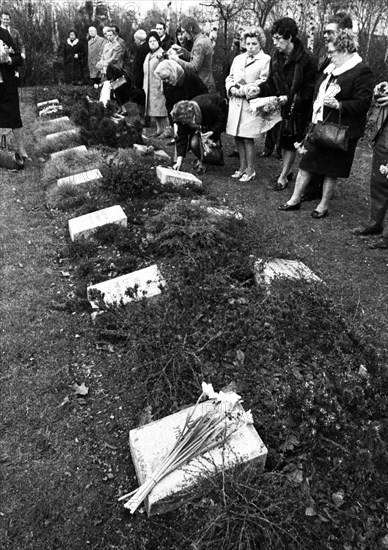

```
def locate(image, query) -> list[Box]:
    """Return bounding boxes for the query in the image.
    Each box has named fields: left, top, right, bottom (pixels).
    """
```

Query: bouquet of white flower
left=379, top=164, right=388, bottom=177
left=119, top=382, right=253, bottom=514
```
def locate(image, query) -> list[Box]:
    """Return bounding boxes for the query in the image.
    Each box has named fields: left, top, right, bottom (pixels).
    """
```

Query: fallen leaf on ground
left=73, top=382, right=89, bottom=396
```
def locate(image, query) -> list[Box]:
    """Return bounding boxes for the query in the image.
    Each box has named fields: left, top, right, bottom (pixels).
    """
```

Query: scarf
left=67, top=37, right=79, bottom=46
left=154, top=59, right=184, bottom=85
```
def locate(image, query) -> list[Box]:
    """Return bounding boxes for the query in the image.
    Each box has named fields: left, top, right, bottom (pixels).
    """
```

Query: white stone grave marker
left=37, top=99, right=59, bottom=109
left=42, top=116, right=70, bottom=126
left=154, top=150, right=171, bottom=161
left=57, top=169, right=102, bottom=187
left=156, top=165, right=202, bottom=189
left=87, top=264, right=166, bottom=309
left=68, top=205, right=127, bottom=242
left=254, top=259, right=322, bottom=285
left=129, top=401, right=267, bottom=516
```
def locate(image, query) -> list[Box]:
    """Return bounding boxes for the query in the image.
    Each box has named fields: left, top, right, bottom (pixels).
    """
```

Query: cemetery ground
left=1, top=87, right=388, bottom=550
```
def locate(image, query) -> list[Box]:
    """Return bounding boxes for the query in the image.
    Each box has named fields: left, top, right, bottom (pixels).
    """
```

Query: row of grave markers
left=37, top=97, right=322, bottom=516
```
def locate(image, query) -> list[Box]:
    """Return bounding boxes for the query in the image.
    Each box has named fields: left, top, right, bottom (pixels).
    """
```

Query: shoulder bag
left=308, top=107, right=349, bottom=151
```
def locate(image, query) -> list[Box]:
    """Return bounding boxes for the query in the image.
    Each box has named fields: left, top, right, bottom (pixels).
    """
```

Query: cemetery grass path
left=0, top=89, right=387, bottom=549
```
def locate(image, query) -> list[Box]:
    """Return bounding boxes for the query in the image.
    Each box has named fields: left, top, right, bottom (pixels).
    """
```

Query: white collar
left=67, top=37, right=79, bottom=46
left=324, top=52, right=362, bottom=76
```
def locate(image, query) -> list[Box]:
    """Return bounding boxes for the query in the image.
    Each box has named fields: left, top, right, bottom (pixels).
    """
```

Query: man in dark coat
left=155, top=21, right=174, bottom=52
left=0, top=26, right=28, bottom=160
left=129, top=29, right=149, bottom=121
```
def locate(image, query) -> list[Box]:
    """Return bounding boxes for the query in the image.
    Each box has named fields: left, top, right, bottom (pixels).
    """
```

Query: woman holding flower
left=225, top=26, right=270, bottom=182
left=278, top=30, right=373, bottom=218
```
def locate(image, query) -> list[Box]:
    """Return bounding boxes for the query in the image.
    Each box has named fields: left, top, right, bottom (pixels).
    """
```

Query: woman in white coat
left=225, top=26, right=270, bottom=181
left=143, top=30, right=168, bottom=137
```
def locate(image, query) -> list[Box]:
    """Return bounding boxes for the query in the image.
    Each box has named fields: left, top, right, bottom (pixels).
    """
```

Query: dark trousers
left=370, top=121, right=388, bottom=235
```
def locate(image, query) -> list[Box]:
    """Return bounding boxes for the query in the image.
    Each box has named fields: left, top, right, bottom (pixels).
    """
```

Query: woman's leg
left=12, top=127, right=28, bottom=158
left=245, top=138, right=255, bottom=177
left=284, top=168, right=312, bottom=205
left=277, top=148, right=296, bottom=185
left=235, top=136, right=247, bottom=173
left=314, top=177, right=337, bottom=213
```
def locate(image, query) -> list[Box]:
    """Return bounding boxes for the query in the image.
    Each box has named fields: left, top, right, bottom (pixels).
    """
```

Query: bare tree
left=209, top=0, right=246, bottom=51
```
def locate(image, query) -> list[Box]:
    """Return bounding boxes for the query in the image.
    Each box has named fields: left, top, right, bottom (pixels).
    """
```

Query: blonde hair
left=171, top=100, right=195, bottom=124
left=242, top=26, right=266, bottom=48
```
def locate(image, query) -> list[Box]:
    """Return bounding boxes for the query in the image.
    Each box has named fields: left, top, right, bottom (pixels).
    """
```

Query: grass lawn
left=0, top=87, right=387, bottom=550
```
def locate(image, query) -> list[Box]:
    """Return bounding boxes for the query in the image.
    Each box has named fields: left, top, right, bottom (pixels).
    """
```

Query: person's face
left=181, top=27, right=191, bottom=41
left=1, top=14, right=10, bottom=27
left=103, top=27, right=110, bottom=39
left=160, top=73, right=174, bottom=85
left=148, top=36, right=159, bottom=51
left=69, top=32, right=76, bottom=41
left=245, top=36, right=261, bottom=56
left=177, top=31, right=185, bottom=45
left=323, top=23, right=339, bottom=46
left=89, top=27, right=96, bottom=38
left=272, top=33, right=292, bottom=53
left=155, top=24, right=165, bottom=37
left=106, top=30, right=114, bottom=42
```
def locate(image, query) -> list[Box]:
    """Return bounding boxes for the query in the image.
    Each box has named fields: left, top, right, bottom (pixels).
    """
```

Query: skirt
left=0, top=81, right=22, bottom=129
left=299, top=137, right=359, bottom=179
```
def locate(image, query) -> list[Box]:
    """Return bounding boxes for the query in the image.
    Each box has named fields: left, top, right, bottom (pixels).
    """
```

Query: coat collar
left=324, top=52, right=362, bottom=76
left=67, top=37, right=79, bottom=46
left=244, top=49, right=265, bottom=67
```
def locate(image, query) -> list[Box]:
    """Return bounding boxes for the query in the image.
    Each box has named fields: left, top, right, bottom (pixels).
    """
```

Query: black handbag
left=0, top=135, right=24, bottom=170
left=191, top=131, right=224, bottom=166
left=111, top=75, right=127, bottom=91
left=308, top=109, right=349, bottom=151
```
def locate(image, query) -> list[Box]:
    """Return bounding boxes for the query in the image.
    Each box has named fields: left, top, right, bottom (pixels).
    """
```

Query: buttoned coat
left=0, top=27, right=23, bottom=128
left=225, top=50, right=270, bottom=138
left=88, top=35, right=105, bottom=78
left=143, top=47, right=168, bottom=117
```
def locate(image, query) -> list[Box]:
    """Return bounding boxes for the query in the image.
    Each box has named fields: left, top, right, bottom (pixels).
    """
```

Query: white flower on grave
left=379, top=164, right=388, bottom=177
left=201, top=382, right=218, bottom=399
left=216, top=390, right=242, bottom=406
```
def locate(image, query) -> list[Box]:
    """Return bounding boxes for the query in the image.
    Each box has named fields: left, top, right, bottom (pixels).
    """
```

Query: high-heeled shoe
left=231, top=170, right=246, bottom=178
left=311, top=209, right=329, bottom=219
left=278, top=202, right=301, bottom=211
left=239, top=171, right=256, bottom=182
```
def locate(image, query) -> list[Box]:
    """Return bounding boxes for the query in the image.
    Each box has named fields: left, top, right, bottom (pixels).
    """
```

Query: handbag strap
left=321, top=103, right=342, bottom=125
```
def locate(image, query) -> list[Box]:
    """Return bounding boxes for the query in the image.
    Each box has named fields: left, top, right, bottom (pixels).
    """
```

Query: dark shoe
left=352, top=225, right=383, bottom=236
left=311, top=209, right=329, bottom=219
left=278, top=202, right=301, bottom=211
left=369, top=236, right=388, bottom=249
left=228, top=150, right=239, bottom=158
left=273, top=180, right=289, bottom=191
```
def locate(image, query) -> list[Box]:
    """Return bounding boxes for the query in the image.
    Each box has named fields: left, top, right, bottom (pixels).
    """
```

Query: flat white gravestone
left=154, top=150, right=171, bottom=161
left=87, top=264, right=166, bottom=309
left=133, top=144, right=154, bottom=155
left=42, top=116, right=70, bottom=126
left=46, top=129, right=78, bottom=141
left=68, top=205, right=127, bottom=242
left=51, top=145, right=88, bottom=160
left=57, top=169, right=102, bottom=187
left=254, top=259, right=322, bottom=285
left=156, top=165, right=202, bottom=189
left=129, top=401, right=268, bottom=516
left=37, top=99, right=59, bottom=108
left=206, top=206, right=243, bottom=220
left=38, top=105, right=63, bottom=117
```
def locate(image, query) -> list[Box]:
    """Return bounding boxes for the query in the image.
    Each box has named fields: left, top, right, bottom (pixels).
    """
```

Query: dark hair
left=147, top=30, right=161, bottom=46
left=271, top=17, right=298, bottom=41
left=180, top=16, right=201, bottom=37
left=112, top=25, right=120, bottom=35
left=68, top=29, right=77, bottom=38
left=1, top=11, right=10, bottom=17
left=156, top=21, right=166, bottom=30
left=332, top=29, right=358, bottom=53
left=327, top=12, right=353, bottom=30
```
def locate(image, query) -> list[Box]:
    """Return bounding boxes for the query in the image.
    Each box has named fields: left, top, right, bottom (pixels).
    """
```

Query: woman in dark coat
left=63, top=29, right=85, bottom=84
left=253, top=18, right=317, bottom=190
left=279, top=30, right=373, bottom=218
left=171, top=93, right=227, bottom=174
left=0, top=26, right=28, bottom=160
left=154, top=59, right=208, bottom=116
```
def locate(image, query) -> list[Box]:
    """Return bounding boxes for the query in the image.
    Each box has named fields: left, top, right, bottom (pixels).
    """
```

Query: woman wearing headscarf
left=154, top=59, right=208, bottom=117
left=143, top=30, right=168, bottom=137
left=63, top=29, right=85, bottom=84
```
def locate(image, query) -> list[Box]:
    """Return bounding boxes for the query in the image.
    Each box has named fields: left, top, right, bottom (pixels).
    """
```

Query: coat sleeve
left=177, top=39, right=206, bottom=74
left=252, top=55, right=270, bottom=87
left=256, top=59, right=279, bottom=97
left=339, top=66, right=374, bottom=118
left=225, top=57, right=237, bottom=95
left=175, top=124, right=190, bottom=157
